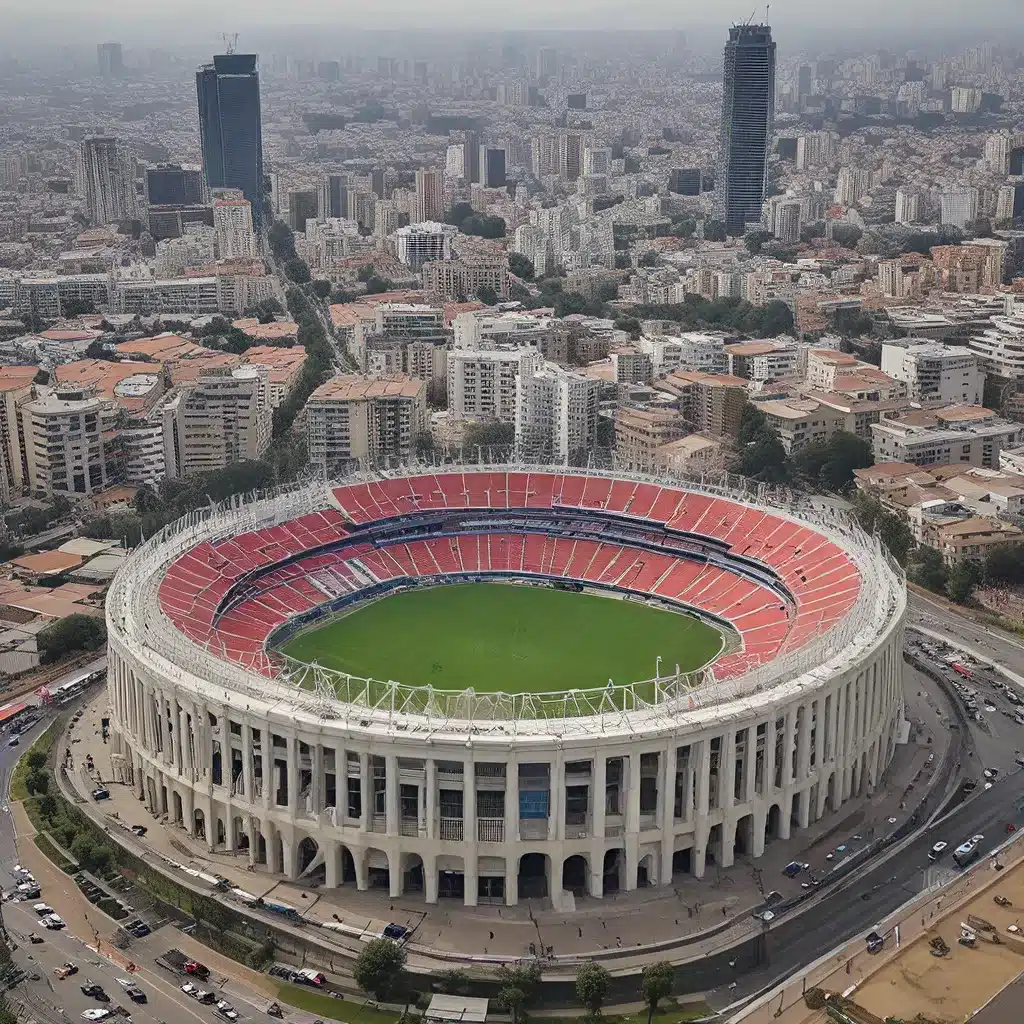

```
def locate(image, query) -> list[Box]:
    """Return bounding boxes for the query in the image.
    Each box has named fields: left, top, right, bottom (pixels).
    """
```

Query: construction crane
left=222, top=33, right=238, bottom=55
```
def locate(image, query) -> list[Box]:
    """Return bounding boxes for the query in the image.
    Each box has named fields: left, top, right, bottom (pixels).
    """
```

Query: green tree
left=464, top=422, right=515, bottom=450
left=745, top=229, right=774, bottom=255
left=353, top=938, right=407, bottom=1001
left=832, top=307, right=874, bottom=337
left=310, top=279, right=331, bottom=299
left=437, top=969, right=469, bottom=996
left=640, top=961, right=673, bottom=1024
left=739, top=428, right=790, bottom=484
left=285, top=258, right=312, bottom=284
left=830, top=224, right=863, bottom=249
left=267, top=221, right=297, bottom=262
left=946, top=561, right=982, bottom=604
left=703, top=219, right=727, bottom=242
left=61, top=297, right=96, bottom=317
left=496, top=963, right=542, bottom=1024
left=909, top=547, right=948, bottom=594
left=412, top=431, right=435, bottom=458
left=38, top=614, right=107, bottom=664
left=852, top=492, right=914, bottom=566
left=508, top=252, right=535, bottom=279
left=576, top=962, right=611, bottom=1017
left=638, top=250, right=663, bottom=267
left=739, top=403, right=767, bottom=445
left=476, top=284, right=498, bottom=306
left=25, top=769, right=48, bottom=795
left=795, top=432, right=873, bottom=491
left=26, top=749, right=47, bottom=771
left=984, top=543, right=1024, bottom=584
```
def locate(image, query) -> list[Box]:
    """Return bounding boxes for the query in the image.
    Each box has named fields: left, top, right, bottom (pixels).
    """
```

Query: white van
left=33, top=902, right=54, bottom=916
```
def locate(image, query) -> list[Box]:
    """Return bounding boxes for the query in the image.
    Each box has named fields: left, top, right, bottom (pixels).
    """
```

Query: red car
left=184, top=961, right=210, bottom=980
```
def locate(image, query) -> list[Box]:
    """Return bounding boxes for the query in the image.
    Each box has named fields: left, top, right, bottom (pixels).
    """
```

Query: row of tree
left=353, top=938, right=676, bottom=1023
left=629, top=295, right=795, bottom=337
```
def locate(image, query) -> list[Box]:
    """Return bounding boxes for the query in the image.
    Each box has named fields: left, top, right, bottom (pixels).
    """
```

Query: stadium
left=106, top=465, right=907, bottom=907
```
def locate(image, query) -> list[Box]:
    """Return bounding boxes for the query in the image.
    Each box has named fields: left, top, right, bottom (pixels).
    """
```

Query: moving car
left=115, top=979, right=146, bottom=1003
left=129, top=825, right=147, bottom=837
left=180, top=983, right=198, bottom=997
left=91, top=788, right=110, bottom=801
left=81, top=983, right=110, bottom=1001
left=215, top=1001, right=239, bottom=1021
left=54, top=963, right=78, bottom=979
left=184, top=960, right=210, bottom=980
left=195, top=990, right=216, bottom=1004
left=81, top=1010, right=111, bottom=1022
left=33, top=902, right=54, bottom=916
left=295, top=969, right=326, bottom=986
left=928, top=841, right=948, bottom=861
left=42, top=913, right=65, bottom=930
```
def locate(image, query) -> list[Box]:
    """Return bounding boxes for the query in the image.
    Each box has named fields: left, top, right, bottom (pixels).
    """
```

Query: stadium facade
left=106, top=466, right=906, bottom=907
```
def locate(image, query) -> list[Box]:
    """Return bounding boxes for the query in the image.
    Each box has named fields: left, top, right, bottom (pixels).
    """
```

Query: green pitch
left=281, top=583, right=724, bottom=694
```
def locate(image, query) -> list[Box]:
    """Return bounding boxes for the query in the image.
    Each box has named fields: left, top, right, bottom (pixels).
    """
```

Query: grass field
left=282, top=583, right=723, bottom=694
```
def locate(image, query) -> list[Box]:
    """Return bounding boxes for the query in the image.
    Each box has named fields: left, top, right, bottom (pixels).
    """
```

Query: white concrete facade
left=105, top=471, right=906, bottom=909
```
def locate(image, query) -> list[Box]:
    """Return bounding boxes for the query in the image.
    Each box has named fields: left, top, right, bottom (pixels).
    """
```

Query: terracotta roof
left=0, top=366, right=40, bottom=392
left=310, top=374, right=424, bottom=402
left=11, top=550, right=83, bottom=575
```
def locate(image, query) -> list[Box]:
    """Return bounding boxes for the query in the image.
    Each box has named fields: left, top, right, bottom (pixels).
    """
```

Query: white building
left=214, top=199, right=258, bottom=260
left=939, top=187, right=979, bottom=229
left=880, top=342, right=984, bottom=406
left=448, top=348, right=542, bottom=423
left=516, top=361, right=600, bottom=464
left=970, top=310, right=1024, bottom=380
left=894, top=189, right=921, bottom=225
left=395, top=222, right=456, bottom=270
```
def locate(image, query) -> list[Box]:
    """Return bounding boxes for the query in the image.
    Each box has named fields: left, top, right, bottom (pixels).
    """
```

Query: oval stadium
left=105, top=466, right=906, bottom=907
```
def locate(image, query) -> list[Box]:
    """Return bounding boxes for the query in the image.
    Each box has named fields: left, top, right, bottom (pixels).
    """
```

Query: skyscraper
left=463, top=131, right=481, bottom=184
left=715, top=24, right=776, bottom=237
left=414, top=168, right=444, bottom=223
left=320, top=173, right=349, bottom=219
left=97, top=42, right=123, bottom=78
left=196, top=54, right=265, bottom=227
left=80, top=137, right=137, bottom=226
left=481, top=148, right=507, bottom=189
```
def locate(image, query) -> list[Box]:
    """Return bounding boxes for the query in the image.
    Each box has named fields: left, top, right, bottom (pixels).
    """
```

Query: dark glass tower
left=196, top=54, right=264, bottom=227
left=715, top=24, right=776, bottom=237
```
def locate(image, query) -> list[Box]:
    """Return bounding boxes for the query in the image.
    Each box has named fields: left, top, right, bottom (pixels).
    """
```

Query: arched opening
left=341, top=846, right=357, bottom=884
left=826, top=772, right=838, bottom=814
left=518, top=852, right=549, bottom=899
left=256, top=831, right=267, bottom=865
left=366, top=848, right=390, bottom=890
left=561, top=855, right=588, bottom=896
left=297, top=836, right=320, bottom=874
left=171, top=791, right=183, bottom=825
left=637, top=853, right=654, bottom=888
left=765, top=803, right=781, bottom=841
left=706, top=823, right=723, bottom=865
left=160, top=784, right=168, bottom=815
left=215, top=817, right=226, bottom=846
left=734, top=813, right=754, bottom=858
left=672, top=848, right=692, bottom=876
left=403, top=854, right=424, bottom=896
left=193, top=807, right=206, bottom=839
left=788, top=791, right=800, bottom=829
left=603, top=849, right=624, bottom=894
left=233, top=816, right=248, bottom=850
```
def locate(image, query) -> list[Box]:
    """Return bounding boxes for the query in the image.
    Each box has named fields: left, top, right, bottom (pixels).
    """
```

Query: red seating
left=162, top=472, right=864, bottom=682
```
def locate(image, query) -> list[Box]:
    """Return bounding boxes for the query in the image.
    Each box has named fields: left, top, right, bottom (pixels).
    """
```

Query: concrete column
left=260, top=732, right=272, bottom=812
left=242, top=723, right=254, bottom=801
left=426, top=757, right=437, bottom=840
left=246, top=816, right=258, bottom=867
left=281, top=828, right=297, bottom=880
left=684, top=746, right=696, bottom=821
left=552, top=749, right=565, bottom=842
left=504, top=857, right=518, bottom=907
left=660, top=742, right=677, bottom=886
left=324, top=840, right=339, bottom=888
left=592, top=753, right=606, bottom=841
left=504, top=757, right=519, bottom=843
left=464, top=758, right=478, bottom=906
left=752, top=804, right=767, bottom=858
left=625, top=753, right=641, bottom=834
left=722, top=729, right=738, bottom=810
left=388, top=851, right=401, bottom=898
left=353, top=850, right=368, bottom=891
left=385, top=754, right=399, bottom=836
left=360, top=753, right=371, bottom=832
left=425, top=857, right=439, bottom=904
left=744, top=727, right=757, bottom=804
left=313, top=742, right=324, bottom=816
left=286, top=734, right=299, bottom=813
left=589, top=857, right=604, bottom=898
left=695, top=739, right=711, bottom=817
left=171, top=698, right=182, bottom=775
left=783, top=711, right=797, bottom=787
left=335, top=745, right=346, bottom=821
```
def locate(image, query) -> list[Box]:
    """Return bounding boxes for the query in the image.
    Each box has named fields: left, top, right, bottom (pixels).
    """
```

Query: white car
left=181, top=983, right=198, bottom=997
left=216, top=1001, right=239, bottom=1021
left=928, top=841, right=948, bottom=861
left=81, top=1011, right=111, bottom=1022
left=42, top=914, right=65, bottom=930
left=32, top=902, right=54, bottom=916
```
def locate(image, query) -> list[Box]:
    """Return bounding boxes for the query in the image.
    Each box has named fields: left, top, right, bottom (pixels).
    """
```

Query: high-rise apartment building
left=414, top=168, right=444, bottom=223
left=669, top=168, right=702, bottom=195
left=463, top=132, right=481, bottom=185
left=516, top=362, right=600, bottom=464
left=97, top=42, right=123, bottom=78
left=395, top=222, right=456, bottom=269
left=320, top=174, right=349, bottom=219
left=715, top=23, right=776, bottom=237
left=480, top=148, right=507, bottom=188
left=196, top=54, right=265, bottom=227
left=895, top=188, right=921, bottom=225
left=287, top=190, right=319, bottom=232
left=81, top=137, right=137, bottom=226
left=145, top=164, right=204, bottom=206
left=940, top=187, right=979, bottom=229
left=213, top=198, right=258, bottom=259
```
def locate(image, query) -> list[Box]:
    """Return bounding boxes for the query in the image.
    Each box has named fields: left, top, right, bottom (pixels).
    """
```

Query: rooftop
left=309, top=374, right=425, bottom=403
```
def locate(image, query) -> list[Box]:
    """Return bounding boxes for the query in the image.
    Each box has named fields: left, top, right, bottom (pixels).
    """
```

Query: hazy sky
left=5, top=0, right=1023, bottom=46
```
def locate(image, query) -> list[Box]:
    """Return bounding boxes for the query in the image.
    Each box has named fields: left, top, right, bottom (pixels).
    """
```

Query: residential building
left=320, top=173, right=350, bottom=219
left=970, top=310, right=1024, bottom=382
left=934, top=516, right=1022, bottom=564
left=871, top=406, right=1024, bottom=469
left=422, top=253, right=510, bottom=301
left=480, top=148, right=507, bottom=189
left=516, top=361, right=600, bottom=464
left=21, top=385, right=110, bottom=496
left=196, top=54, right=264, bottom=226
left=0, top=366, right=39, bottom=500
left=81, top=137, right=137, bottom=226
left=939, top=187, right=978, bottom=229
left=213, top=198, right=258, bottom=259
left=448, top=348, right=542, bottom=423
left=715, top=24, right=776, bottom=236
left=395, top=222, right=456, bottom=269
left=97, top=42, right=123, bottom=77
left=880, top=342, right=984, bottom=406
left=757, top=397, right=849, bottom=453
left=145, top=164, right=204, bottom=207
left=305, top=375, right=427, bottom=472
left=614, top=407, right=685, bottom=471
left=657, top=371, right=748, bottom=438
left=414, top=169, right=444, bottom=223
left=287, top=190, right=319, bottom=232
left=725, top=340, right=803, bottom=381
left=894, top=188, right=921, bottom=225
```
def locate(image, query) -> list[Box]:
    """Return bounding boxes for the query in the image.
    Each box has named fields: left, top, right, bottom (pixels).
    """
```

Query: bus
left=38, top=667, right=106, bottom=706
left=953, top=835, right=984, bottom=868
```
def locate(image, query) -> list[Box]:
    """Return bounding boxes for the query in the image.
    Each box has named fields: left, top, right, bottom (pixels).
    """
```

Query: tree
left=739, top=428, right=789, bottom=484
left=703, top=219, right=727, bottom=242
left=268, top=220, right=297, bottom=263
left=412, top=431, right=435, bottom=458
left=285, top=258, right=311, bottom=284
left=508, top=252, right=535, bottom=280
left=364, top=276, right=393, bottom=295
left=614, top=251, right=631, bottom=270
left=26, top=749, right=47, bottom=772
left=984, top=543, right=1024, bottom=584
left=638, top=250, right=663, bottom=267
left=640, top=961, right=673, bottom=1024
left=85, top=340, right=116, bottom=360
left=795, top=432, right=873, bottom=492
left=464, top=422, right=515, bottom=450
left=830, top=224, right=863, bottom=249
left=947, top=561, right=982, bottom=604
left=909, top=547, right=948, bottom=594
left=353, top=938, right=407, bottom=1001
left=576, top=962, right=611, bottom=1017
left=38, top=614, right=107, bottom=664
left=745, top=229, right=774, bottom=255
left=496, top=963, right=542, bottom=1024
left=310, top=279, right=331, bottom=299
left=832, top=307, right=875, bottom=337
left=437, top=969, right=469, bottom=996
left=476, top=284, right=498, bottom=306
left=852, top=492, right=913, bottom=566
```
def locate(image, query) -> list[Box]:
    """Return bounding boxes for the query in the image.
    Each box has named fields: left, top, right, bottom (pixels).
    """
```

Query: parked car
left=184, top=960, right=210, bottom=980
left=116, top=979, right=146, bottom=1004
left=54, top=963, right=78, bottom=979
left=195, top=991, right=216, bottom=1005
left=81, top=983, right=109, bottom=1001
left=216, top=1001, right=239, bottom=1021
left=180, top=983, right=198, bottom=997
left=42, top=914, right=65, bottom=930
left=129, top=826, right=147, bottom=837
left=81, top=1010, right=111, bottom=1022
left=91, top=788, right=110, bottom=801
left=32, top=903, right=54, bottom=916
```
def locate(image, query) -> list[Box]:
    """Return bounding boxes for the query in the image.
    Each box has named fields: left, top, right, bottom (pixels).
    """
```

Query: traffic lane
left=6, top=901, right=235, bottom=1024
left=908, top=595, right=1024, bottom=671
left=728, top=775, right=1024, bottom=1001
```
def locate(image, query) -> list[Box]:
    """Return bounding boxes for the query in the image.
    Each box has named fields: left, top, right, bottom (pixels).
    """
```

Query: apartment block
left=880, top=341, right=984, bottom=407
left=614, top=407, right=685, bottom=472
left=448, top=348, right=542, bottom=423
left=871, top=406, right=1023, bottom=469
left=515, top=361, right=600, bottom=464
